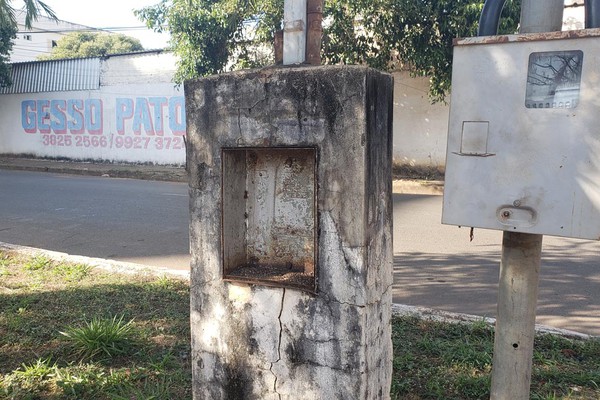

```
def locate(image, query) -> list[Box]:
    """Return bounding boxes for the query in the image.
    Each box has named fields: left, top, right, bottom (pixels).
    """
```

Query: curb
left=392, top=304, right=593, bottom=340
left=0, top=242, right=190, bottom=280
left=0, top=157, right=187, bottom=183
left=2, top=241, right=593, bottom=340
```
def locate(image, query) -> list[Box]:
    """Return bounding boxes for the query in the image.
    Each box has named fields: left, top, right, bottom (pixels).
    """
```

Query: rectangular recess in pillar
left=221, top=147, right=317, bottom=292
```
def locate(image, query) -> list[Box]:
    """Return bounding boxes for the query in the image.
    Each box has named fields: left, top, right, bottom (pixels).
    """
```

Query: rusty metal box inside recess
left=443, top=28, right=600, bottom=240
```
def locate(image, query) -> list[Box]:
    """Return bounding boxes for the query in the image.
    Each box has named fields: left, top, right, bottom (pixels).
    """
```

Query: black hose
left=585, top=0, right=600, bottom=29
left=478, top=0, right=508, bottom=36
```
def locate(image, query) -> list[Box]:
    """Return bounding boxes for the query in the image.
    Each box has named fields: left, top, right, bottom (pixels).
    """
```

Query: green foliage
left=135, top=0, right=282, bottom=83
left=136, top=0, right=520, bottom=102
left=60, top=315, right=137, bottom=360
left=38, top=32, right=144, bottom=60
left=322, top=0, right=521, bottom=102
left=0, top=254, right=192, bottom=399
left=0, top=22, right=16, bottom=87
left=13, top=358, right=56, bottom=384
left=391, top=316, right=600, bottom=399
left=1, top=358, right=56, bottom=397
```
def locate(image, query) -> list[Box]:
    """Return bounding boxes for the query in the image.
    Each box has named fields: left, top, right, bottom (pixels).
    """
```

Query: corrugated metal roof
left=0, top=58, right=101, bottom=94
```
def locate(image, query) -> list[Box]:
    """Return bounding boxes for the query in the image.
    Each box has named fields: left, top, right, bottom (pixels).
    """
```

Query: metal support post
left=489, top=1, right=563, bottom=399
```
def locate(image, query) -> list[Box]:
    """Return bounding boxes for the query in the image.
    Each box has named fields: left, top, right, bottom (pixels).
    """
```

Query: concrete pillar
left=185, top=65, right=394, bottom=399
left=490, top=232, right=543, bottom=400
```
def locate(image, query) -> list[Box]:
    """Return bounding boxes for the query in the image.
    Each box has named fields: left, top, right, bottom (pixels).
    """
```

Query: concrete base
left=185, top=65, right=394, bottom=399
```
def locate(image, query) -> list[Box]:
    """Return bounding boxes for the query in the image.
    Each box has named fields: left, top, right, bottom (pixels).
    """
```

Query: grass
left=1, top=249, right=599, bottom=399
left=0, top=250, right=191, bottom=399
left=391, top=317, right=600, bottom=399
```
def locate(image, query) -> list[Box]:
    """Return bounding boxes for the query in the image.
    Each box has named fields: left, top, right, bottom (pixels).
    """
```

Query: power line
left=16, top=26, right=168, bottom=34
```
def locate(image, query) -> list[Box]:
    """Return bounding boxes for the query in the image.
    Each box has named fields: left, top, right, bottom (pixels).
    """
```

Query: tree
left=37, top=32, right=144, bottom=60
left=0, top=23, right=16, bottom=87
left=0, top=0, right=56, bottom=30
left=0, top=0, right=57, bottom=87
left=135, top=0, right=282, bottom=85
left=136, top=0, right=521, bottom=102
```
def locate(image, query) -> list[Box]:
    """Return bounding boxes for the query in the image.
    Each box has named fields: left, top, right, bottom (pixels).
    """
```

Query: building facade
left=10, top=11, right=99, bottom=63
left=0, top=51, right=185, bottom=165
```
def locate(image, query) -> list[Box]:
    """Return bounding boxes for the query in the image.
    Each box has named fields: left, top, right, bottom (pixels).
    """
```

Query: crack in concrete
left=270, top=288, right=285, bottom=399
left=236, top=109, right=243, bottom=144
left=235, top=95, right=267, bottom=144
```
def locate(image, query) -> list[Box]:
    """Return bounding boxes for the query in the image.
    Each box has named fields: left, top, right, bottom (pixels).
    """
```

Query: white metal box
left=442, top=29, right=600, bottom=240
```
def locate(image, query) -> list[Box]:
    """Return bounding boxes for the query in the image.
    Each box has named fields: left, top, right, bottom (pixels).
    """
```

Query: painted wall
left=392, top=71, right=449, bottom=168
left=0, top=52, right=187, bottom=165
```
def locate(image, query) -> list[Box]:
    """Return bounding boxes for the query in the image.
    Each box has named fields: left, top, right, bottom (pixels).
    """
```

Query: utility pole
left=489, top=1, right=564, bottom=399
left=282, top=0, right=323, bottom=65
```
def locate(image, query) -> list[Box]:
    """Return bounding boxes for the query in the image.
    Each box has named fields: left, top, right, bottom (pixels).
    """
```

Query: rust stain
left=455, top=28, right=600, bottom=47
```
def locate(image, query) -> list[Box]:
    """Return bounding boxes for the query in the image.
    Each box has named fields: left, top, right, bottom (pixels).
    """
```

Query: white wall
left=392, top=71, right=449, bottom=168
left=0, top=52, right=186, bottom=165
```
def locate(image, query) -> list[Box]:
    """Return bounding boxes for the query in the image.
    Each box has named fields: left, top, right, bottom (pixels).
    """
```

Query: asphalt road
left=393, top=194, right=600, bottom=336
left=0, top=170, right=189, bottom=269
left=1, top=169, right=599, bottom=335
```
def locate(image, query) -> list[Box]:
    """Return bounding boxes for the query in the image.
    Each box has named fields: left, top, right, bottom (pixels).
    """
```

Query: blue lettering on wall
left=50, top=100, right=67, bottom=134
left=67, top=99, right=84, bottom=134
left=21, top=96, right=186, bottom=136
left=22, top=100, right=36, bottom=133
left=116, top=96, right=186, bottom=136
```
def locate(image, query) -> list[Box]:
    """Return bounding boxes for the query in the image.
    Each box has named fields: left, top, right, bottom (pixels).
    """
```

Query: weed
left=1, top=358, right=56, bottom=396
left=151, top=275, right=173, bottom=289
left=53, top=363, right=129, bottom=399
left=60, top=315, right=137, bottom=360
left=53, top=262, right=92, bottom=282
left=23, top=255, right=53, bottom=271
left=0, top=250, right=13, bottom=265
left=14, top=358, right=56, bottom=381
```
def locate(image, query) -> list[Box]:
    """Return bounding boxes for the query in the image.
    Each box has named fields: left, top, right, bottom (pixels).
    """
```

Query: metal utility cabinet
left=443, top=28, right=600, bottom=240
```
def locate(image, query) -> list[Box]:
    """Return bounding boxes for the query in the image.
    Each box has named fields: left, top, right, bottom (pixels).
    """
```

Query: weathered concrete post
left=185, top=65, right=393, bottom=399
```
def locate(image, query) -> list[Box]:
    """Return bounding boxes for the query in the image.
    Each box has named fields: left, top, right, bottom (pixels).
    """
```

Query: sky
left=43, top=0, right=170, bottom=49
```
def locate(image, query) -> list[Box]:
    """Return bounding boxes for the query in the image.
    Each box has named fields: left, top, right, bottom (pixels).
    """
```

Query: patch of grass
left=53, top=262, right=92, bottom=282
left=0, top=251, right=13, bottom=274
left=392, top=161, right=445, bottom=181
left=391, top=316, right=600, bottom=399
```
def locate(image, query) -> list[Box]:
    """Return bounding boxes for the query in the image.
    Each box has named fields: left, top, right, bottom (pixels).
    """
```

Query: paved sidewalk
left=0, top=156, right=443, bottom=194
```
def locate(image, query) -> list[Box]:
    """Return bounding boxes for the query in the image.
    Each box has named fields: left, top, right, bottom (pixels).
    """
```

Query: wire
left=16, top=26, right=168, bottom=34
